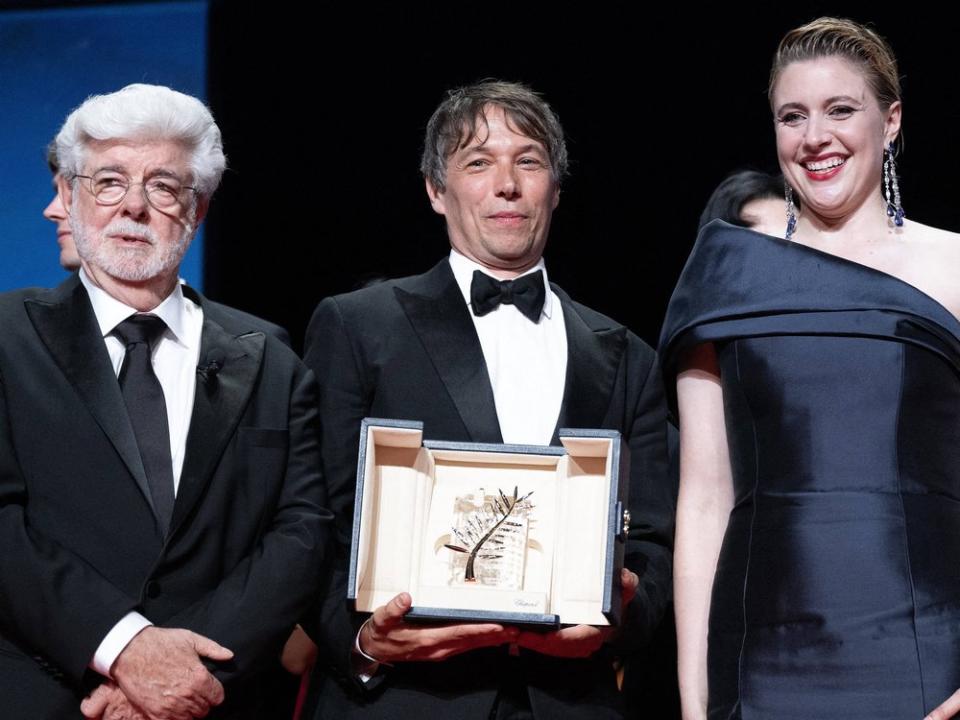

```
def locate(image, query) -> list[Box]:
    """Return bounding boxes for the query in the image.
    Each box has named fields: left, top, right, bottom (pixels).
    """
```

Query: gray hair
left=56, top=83, right=226, bottom=198
left=421, top=80, right=568, bottom=192
left=46, top=139, right=59, bottom=175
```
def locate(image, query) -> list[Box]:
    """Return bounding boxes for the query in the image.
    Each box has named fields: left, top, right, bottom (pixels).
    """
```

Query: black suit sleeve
left=164, top=362, right=331, bottom=686
left=301, top=296, right=376, bottom=687
left=0, top=366, right=138, bottom=683
left=303, top=297, right=372, bottom=547
left=619, top=348, right=675, bottom=655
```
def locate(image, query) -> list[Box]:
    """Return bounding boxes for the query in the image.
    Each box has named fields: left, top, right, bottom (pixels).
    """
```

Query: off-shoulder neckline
left=707, top=219, right=960, bottom=332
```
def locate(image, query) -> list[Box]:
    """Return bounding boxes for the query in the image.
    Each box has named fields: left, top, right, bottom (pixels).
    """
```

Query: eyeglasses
left=74, top=171, right=197, bottom=211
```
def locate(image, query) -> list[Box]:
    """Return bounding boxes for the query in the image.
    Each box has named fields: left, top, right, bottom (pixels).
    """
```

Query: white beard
left=71, top=201, right=193, bottom=283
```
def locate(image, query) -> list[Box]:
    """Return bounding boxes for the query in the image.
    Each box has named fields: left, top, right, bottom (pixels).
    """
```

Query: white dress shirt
left=78, top=269, right=204, bottom=676
left=354, top=251, right=570, bottom=678
left=448, top=249, right=568, bottom=446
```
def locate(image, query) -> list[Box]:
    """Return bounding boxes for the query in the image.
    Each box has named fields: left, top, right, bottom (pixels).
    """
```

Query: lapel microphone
left=197, top=348, right=226, bottom=383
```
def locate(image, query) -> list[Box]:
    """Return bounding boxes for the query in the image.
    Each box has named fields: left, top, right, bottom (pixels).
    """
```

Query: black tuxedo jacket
left=302, top=259, right=673, bottom=719
left=0, top=274, right=331, bottom=719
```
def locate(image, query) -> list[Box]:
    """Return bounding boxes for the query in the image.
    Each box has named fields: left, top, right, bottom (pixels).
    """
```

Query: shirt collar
left=78, top=268, right=192, bottom=344
left=448, top=248, right=554, bottom=319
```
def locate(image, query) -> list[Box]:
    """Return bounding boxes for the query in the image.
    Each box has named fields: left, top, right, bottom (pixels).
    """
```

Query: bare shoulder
left=902, top=220, right=960, bottom=318
left=905, top=219, right=960, bottom=248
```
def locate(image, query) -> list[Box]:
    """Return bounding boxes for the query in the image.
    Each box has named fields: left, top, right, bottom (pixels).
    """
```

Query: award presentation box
left=348, top=418, right=631, bottom=628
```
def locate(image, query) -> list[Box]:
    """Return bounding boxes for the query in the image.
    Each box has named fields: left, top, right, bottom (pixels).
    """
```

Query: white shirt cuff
left=352, top=621, right=381, bottom=682
left=91, top=612, right=153, bottom=677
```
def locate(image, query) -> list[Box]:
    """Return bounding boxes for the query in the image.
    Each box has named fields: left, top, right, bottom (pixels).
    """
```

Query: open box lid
left=348, top=418, right=629, bottom=627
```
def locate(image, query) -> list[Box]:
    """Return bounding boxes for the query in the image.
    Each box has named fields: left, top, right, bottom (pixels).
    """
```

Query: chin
left=99, top=246, right=184, bottom=283
left=102, top=258, right=163, bottom=283
left=488, top=242, right=541, bottom=265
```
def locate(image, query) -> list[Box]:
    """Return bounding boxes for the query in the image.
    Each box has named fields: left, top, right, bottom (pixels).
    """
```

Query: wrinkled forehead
left=80, top=138, right=192, bottom=176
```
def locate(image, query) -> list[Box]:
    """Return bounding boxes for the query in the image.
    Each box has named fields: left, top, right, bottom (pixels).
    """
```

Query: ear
left=551, top=181, right=560, bottom=211
left=56, top=173, right=74, bottom=212
left=425, top=177, right=446, bottom=216
left=884, top=100, right=902, bottom=146
left=193, top=195, right=210, bottom=226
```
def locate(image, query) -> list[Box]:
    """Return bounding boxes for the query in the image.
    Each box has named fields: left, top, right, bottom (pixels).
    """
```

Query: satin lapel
left=24, top=277, right=155, bottom=514
left=169, top=316, right=264, bottom=535
left=394, top=262, right=502, bottom=443
left=553, top=293, right=626, bottom=441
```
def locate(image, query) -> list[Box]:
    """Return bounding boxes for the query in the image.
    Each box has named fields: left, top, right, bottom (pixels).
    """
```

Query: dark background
left=201, top=3, right=960, bottom=351
left=3, top=1, right=956, bottom=350
left=1, top=2, right=955, bottom=716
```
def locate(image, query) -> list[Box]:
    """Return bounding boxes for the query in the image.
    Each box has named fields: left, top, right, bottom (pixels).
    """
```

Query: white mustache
left=104, top=219, right=159, bottom=245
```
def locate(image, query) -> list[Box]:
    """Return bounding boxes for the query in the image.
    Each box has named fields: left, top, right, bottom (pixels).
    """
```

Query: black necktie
left=114, top=315, right=175, bottom=536
left=470, top=270, right=546, bottom=323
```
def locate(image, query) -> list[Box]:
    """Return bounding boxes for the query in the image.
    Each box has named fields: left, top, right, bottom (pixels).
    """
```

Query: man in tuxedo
left=0, top=84, right=329, bottom=720
left=303, top=80, right=673, bottom=719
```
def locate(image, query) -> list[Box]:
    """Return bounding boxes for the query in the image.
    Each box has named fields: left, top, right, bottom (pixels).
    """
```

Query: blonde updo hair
left=769, top=17, right=901, bottom=111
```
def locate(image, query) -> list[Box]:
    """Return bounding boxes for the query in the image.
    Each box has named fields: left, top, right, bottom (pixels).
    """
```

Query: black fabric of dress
left=659, top=221, right=960, bottom=719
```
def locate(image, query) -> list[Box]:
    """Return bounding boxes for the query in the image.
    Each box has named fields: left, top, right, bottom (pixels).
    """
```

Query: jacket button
left=145, top=581, right=161, bottom=599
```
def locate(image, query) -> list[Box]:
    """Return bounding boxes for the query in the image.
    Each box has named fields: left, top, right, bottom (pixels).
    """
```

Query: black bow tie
left=470, top=269, right=546, bottom=323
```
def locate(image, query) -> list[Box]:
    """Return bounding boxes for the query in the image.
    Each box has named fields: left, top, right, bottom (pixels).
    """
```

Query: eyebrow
left=91, top=165, right=185, bottom=181
left=458, top=142, right=546, bottom=156
left=824, top=95, right=865, bottom=107
left=775, top=95, right=865, bottom=115
left=147, top=169, right=185, bottom=181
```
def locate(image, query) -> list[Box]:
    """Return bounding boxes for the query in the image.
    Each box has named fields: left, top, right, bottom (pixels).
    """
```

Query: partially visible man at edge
left=44, top=138, right=81, bottom=271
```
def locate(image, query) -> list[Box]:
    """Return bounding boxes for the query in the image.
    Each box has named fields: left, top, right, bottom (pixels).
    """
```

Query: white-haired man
left=0, top=84, right=329, bottom=720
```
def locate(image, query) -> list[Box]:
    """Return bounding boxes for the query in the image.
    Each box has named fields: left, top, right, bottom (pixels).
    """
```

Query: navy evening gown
left=659, top=221, right=960, bottom=719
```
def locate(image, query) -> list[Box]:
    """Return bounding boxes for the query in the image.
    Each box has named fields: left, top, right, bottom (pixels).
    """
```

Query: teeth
left=805, top=157, right=845, bottom=172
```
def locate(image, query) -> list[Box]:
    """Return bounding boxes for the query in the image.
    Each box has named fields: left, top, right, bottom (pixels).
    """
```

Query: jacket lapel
left=552, top=289, right=626, bottom=441
left=24, top=276, right=155, bottom=515
left=394, top=261, right=503, bottom=443
left=169, top=313, right=264, bottom=535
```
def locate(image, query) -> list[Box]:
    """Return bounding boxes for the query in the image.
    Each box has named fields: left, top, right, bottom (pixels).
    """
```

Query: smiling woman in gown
left=659, top=17, right=960, bottom=720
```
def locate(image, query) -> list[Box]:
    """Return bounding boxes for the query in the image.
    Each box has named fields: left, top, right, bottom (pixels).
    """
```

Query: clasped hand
left=81, top=626, right=233, bottom=720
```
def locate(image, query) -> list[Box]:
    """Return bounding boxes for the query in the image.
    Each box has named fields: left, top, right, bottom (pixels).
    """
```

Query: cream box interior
left=348, top=419, right=628, bottom=627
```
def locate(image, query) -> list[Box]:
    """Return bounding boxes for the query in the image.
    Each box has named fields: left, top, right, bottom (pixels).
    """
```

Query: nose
left=802, top=114, right=831, bottom=150
left=119, top=182, right=150, bottom=220
left=495, top=162, right=520, bottom=200
left=43, top=195, right=66, bottom=222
